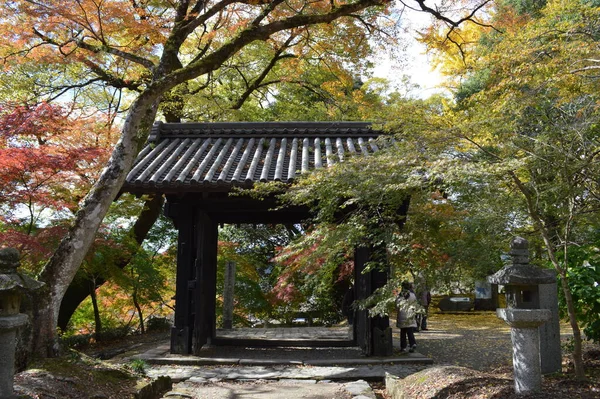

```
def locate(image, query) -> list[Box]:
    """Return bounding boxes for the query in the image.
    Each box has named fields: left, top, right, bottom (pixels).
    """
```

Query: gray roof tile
left=123, top=121, right=382, bottom=194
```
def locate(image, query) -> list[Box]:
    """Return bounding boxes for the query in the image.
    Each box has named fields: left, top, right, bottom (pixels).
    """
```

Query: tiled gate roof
left=123, top=121, right=382, bottom=194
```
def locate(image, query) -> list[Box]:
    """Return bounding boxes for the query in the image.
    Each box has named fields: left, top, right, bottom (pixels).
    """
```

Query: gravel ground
left=412, top=311, right=514, bottom=371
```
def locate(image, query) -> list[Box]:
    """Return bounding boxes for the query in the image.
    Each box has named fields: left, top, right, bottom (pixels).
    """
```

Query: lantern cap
left=488, top=264, right=556, bottom=285
left=0, top=248, right=44, bottom=292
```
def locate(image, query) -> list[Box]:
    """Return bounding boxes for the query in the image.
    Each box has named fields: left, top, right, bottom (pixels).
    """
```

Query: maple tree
left=0, top=102, right=112, bottom=266
left=1, top=0, right=394, bottom=357
left=0, top=0, right=492, bottom=358
left=270, top=224, right=355, bottom=321
left=272, top=0, right=599, bottom=380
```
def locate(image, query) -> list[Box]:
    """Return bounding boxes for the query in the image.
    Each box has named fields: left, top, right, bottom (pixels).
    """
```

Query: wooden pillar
left=192, top=211, right=218, bottom=355
left=222, top=261, right=236, bottom=329
left=354, top=246, right=371, bottom=354
left=353, top=245, right=392, bottom=356
left=166, top=200, right=195, bottom=354
left=370, top=247, right=392, bottom=357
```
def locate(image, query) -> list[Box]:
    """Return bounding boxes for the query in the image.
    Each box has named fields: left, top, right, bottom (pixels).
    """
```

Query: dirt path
left=409, top=310, right=576, bottom=372
left=411, top=311, right=517, bottom=371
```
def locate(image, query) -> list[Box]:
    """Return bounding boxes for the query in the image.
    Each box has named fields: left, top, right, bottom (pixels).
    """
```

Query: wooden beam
left=167, top=193, right=311, bottom=224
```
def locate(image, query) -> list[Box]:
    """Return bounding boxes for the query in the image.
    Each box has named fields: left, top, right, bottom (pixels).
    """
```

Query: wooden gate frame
left=122, top=122, right=408, bottom=356
left=164, top=193, right=407, bottom=356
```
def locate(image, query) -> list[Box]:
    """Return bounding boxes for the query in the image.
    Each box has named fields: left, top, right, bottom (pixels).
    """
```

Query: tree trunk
left=544, top=240, right=586, bottom=380
left=32, top=92, right=161, bottom=357
left=90, top=279, right=103, bottom=342
left=132, top=288, right=145, bottom=334
left=57, top=194, right=164, bottom=331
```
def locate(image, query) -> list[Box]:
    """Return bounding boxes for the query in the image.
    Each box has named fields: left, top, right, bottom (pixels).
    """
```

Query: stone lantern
left=488, top=237, right=557, bottom=394
left=0, top=248, right=44, bottom=399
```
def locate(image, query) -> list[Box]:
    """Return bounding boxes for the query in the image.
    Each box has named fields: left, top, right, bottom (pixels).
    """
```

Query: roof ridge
left=148, top=121, right=377, bottom=142
left=160, top=121, right=372, bottom=130
left=158, top=121, right=372, bottom=125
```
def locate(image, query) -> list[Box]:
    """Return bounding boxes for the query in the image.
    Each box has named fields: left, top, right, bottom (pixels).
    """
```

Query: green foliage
left=146, top=317, right=171, bottom=332
left=263, top=89, right=515, bottom=314
left=67, top=297, right=131, bottom=336
left=430, top=0, right=600, bottom=377
left=126, top=359, right=147, bottom=374
left=389, top=188, right=509, bottom=295
left=216, top=224, right=298, bottom=326
left=559, top=244, right=600, bottom=343
left=498, top=0, right=548, bottom=16
left=67, top=207, right=177, bottom=336
left=454, top=69, right=490, bottom=105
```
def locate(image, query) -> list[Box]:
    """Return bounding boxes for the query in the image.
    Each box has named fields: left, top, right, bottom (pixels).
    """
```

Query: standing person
left=396, top=281, right=418, bottom=353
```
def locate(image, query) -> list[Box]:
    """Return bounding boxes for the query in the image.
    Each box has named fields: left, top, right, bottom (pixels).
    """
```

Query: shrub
left=146, top=316, right=171, bottom=332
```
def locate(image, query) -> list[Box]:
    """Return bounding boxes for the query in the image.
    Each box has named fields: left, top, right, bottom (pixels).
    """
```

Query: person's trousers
left=400, top=327, right=416, bottom=349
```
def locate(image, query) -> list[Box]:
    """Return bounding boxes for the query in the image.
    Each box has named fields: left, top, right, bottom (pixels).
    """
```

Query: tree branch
left=231, top=35, right=296, bottom=109
left=81, top=60, right=145, bottom=91
left=156, top=0, right=392, bottom=94
left=74, top=39, right=156, bottom=69
left=179, top=0, right=241, bottom=38
left=412, top=0, right=492, bottom=28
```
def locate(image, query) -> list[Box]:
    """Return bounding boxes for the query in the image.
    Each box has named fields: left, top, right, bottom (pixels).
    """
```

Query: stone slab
left=160, top=379, right=376, bottom=399
left=147, top=364, right=428, bottom=381
left=0, top=313, right=28, bottom=329
left=344, top=380, right=375, bottom=398
left=146, top=357, right=241, bottom=366
left=306, top=358, right=382, bottom=366
left=239, top=358, right=303, bottom=366
left=305, top=355, right=431, bottom=366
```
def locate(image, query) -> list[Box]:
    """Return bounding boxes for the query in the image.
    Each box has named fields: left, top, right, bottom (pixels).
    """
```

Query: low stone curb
left=141, top=354, right=432, bottom=367
left=146, top=363, right=431, bottom=382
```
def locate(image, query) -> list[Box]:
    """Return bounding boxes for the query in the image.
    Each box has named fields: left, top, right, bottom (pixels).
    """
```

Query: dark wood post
left=166, top=199, right=196, bottom=354
left=192, top=211, right=218, bottom=355
left=370, top=247, right=392, bottom=357
left=353, top=245, right=392, bottom=356
left=354, top=246, right=371, bottom=354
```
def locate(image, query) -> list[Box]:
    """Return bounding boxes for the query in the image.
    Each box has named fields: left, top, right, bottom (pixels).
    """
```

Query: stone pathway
left=125, top=312, right=574, bottom=398
left=160, top=379, right=377, bottom=399
left=127, top=326, right=432, bottom=399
